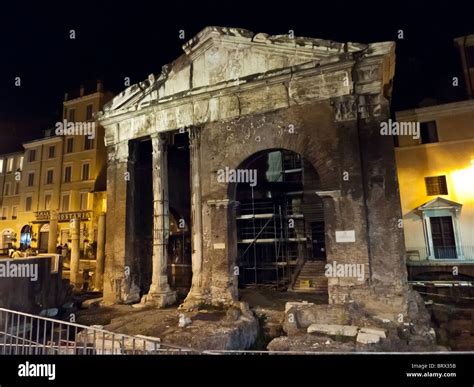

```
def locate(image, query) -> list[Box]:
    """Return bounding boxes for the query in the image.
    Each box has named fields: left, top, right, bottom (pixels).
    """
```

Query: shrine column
left=147, top=133, right=176, bottom=307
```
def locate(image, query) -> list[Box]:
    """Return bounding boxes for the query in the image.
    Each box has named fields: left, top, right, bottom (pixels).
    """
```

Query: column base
left=146, top=290, right=177, bottom=308
left=179, top=288, right=205, bottom=311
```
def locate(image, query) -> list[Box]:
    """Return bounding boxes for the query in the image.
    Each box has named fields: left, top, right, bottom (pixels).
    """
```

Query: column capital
left=107, top=141, right=129, bottom=164
left=207, top=199, right=238, bottom=209
left=187, top=126, right=201, bottom=146
left=151, top=132, right=168, bottom=156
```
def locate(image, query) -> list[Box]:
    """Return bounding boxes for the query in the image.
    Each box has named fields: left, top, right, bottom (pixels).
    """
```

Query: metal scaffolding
left=236, top=150, right=325, bottom=288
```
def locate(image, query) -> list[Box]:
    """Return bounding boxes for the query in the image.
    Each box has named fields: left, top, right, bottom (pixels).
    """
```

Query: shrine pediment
left=101, top=27, right=392, bottom=115
left=417, top=197, right=462, bottom=211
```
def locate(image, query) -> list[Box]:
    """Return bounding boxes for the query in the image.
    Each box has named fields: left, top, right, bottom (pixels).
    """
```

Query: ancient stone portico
left=98, top=27, right=409, bottom=318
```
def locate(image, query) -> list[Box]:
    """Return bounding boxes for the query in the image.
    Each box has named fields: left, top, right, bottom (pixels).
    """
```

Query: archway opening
left=20, top=225, right=32, bottom=250
left=233, top=149, right=327, bottom=291
left=38, top=223, right=50, bottom=253
left=1, top=229, right=15, bottom=255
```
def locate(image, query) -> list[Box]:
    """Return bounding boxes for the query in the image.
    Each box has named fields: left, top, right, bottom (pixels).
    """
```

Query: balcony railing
left=406, top=245, right=474, bottom=261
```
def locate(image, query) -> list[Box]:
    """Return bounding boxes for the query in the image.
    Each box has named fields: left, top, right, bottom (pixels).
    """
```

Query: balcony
left=406, top=245, right=474, bottom=262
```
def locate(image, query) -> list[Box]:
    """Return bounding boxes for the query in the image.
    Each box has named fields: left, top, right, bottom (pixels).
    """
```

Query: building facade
left=98, top=27, right=410, bottom=318
left=396, top=101, right=474, bottom=261
left=396, top=35, right=474, bottom=280
left=0, top=151, right=24, bottom=251
left=0, top=82, right=113, bottom=286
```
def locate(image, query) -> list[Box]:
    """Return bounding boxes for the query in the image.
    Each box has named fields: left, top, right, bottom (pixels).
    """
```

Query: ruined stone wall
left=98, top=28, right=408, bottom=316
left=198, top=101, right=372, bottom=305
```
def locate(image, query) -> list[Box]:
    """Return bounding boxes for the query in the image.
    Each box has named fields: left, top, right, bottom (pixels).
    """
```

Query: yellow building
left=0, top=81, right=113, bottom=258
left=395, top=35, right=474, bottom=271
left=0, top=151, right=24, bottom=252
left=396, top=100, right=474, bottom=262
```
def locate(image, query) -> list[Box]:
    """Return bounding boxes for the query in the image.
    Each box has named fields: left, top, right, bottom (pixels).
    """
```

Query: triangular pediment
left=417, top=197, right=462, bottom=211
left=102, top=26, right=375, bottom=113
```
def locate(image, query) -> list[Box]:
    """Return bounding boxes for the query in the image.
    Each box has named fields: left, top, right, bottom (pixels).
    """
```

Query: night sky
left=0, top=1, right=472, bottom=153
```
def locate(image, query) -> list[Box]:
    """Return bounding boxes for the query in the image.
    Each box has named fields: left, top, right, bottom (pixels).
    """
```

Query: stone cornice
left=182, top=26, right=368, bottom=62
left=98, top=59, right=355, bottom=129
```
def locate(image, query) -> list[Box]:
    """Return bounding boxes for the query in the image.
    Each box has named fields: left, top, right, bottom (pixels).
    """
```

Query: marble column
left=103, top=141, right=130, bottom=304
left=147, top=133, right=176, bottom=307
left=183, top=127, right=204, bottom=306
left=47, top=210, right=58, bottom=253
left=94, top=212, right=106, bottom=291
left=69, top=218, right=81, bottom=290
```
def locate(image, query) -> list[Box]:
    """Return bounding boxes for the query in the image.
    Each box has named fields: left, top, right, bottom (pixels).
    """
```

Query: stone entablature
left=98, top=27, right=394, bottom=146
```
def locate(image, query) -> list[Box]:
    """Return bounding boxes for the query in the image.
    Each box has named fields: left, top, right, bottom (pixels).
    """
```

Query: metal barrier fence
left=0, top=307, right=355, bottom=355
left=0, top=307, right=200, bottom=355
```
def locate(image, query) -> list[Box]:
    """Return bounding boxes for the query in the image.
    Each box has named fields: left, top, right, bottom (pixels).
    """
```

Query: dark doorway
left=167, top=132, right=192, bottom=295
left=20, top=225, right=32, bottom=250
left=130, top=139, right=154, bottom=295
left=39, top=231, right=49, bottom=253
left=311, top=221, right=326, bottom=260
left=430, top=216, right=457, bottom=259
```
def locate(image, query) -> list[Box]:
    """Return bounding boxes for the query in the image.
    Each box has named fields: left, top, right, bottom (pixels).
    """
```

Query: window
left=17, top=156, right=24, bottom=171
left=7, top=157, right=14, bottom=172
left=27, top=172, right=35, bottom=187
left=61, top=193, right=70, bottom=212
left=46, top=169, right=54, bottom=184
left=420, top=121, right=438, bottom=144
left=86, top=104, right=93, bottom=120
left=48, top=146, right=55, bottom=158
left=25, top=196, right=32, bottom=212
left=425, top=175, right=448, bottom=196
left=3, top=183, right=10, bottom=196
left=64, top=166, right=72, bottom=183
left=28, top=149, right=36, bottom=162
left=0, top=159, right=3, bottom=173
left=68, top=109, right=75, bottom=122
left=44, top=194, right=52, bottom=210
left=430, top=216, right=456, bottom=258
left=1, top=207, right=7, bottom=220
left=12, top=206, right=18, bottom=219
left=80, top=192, right=89, bottom=211
left=66, top=138, right=74, bottom=153
left=84, top=137, right=94, bottom=150
left=14, top=182, right=19, bottom=195
left=82, top=163, right=90, bottom=180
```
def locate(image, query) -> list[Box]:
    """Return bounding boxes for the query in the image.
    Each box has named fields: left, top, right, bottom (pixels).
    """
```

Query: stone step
left=294, top=283, right=327, bottom=289
left=297, top=279, right=328, bottom=285
left=292, top=288, right=327, bottom=293
left=292, top=261, right=328, bottom=293
left=298, top=271, right=327, bottom=275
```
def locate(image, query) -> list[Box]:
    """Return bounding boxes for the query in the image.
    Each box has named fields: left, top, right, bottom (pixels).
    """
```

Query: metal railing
left=0, top=307, right=199, bottom=355
left=406, top=245, right=474, bottom=261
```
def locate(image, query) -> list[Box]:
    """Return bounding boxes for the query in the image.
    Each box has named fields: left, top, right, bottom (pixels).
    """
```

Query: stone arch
left=227, top=147, right=324, bottom=201
left=200, top=106, right=342, bottom=202
left=20, top=225, right=32, bottom=250
left=226, top=147, right=329, bottom=293
left=0, top=228, right=16, bottom=251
